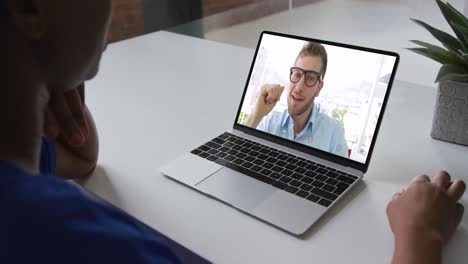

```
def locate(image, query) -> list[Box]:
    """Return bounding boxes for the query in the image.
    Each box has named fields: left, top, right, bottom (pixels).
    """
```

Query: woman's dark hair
left=0, top=0, right=6, bottom=21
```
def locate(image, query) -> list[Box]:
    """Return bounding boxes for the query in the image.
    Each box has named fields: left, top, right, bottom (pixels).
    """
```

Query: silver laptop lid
left=233, top=31, right=399, bottom=174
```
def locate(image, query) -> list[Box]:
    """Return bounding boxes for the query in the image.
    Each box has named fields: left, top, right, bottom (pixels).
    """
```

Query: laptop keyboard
left=191, top=133, right=358, bottom=207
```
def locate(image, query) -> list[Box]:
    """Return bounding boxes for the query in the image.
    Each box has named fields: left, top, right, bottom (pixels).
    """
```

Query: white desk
left=82, top=31, right=468, bottom=263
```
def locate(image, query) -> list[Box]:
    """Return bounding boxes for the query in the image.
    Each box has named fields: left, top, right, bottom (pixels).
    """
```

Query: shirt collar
left=281, top=103, right=320, bottom=129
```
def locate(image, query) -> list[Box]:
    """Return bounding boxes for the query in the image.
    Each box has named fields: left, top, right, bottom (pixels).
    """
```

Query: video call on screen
left=237, top=33, right=397, bottom=164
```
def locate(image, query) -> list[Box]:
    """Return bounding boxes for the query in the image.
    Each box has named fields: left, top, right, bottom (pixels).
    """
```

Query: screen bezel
left=233, top=31, right=400, bottom=173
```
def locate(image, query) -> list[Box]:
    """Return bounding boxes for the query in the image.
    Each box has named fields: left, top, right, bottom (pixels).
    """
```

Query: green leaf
left=407, top=47, right=467, bottom=67
left=410, top=18, right=463, bottom=53
left=436, top=0, right=468, bottom=50
left=435, top=64, right=467, bottom=82
left=451, top=22, right=468, bottom=45
left=446, top=2, right=468, bottom=27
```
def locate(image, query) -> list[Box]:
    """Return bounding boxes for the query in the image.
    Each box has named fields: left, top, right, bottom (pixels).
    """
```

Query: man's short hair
left=295, top=42, right=328, bottom=80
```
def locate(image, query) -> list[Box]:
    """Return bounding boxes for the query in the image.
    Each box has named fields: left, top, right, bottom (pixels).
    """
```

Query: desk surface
left=82, top=31, right=468, bottom=264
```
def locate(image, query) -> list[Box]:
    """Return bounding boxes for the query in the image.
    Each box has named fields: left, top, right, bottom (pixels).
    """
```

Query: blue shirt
left=0, top=138, right=181, bottom=264
left=257, top=104, right=349, bottom=157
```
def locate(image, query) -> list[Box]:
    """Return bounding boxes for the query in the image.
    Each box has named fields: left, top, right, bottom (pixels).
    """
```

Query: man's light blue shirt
left=257, top=104, right=349, bottom=157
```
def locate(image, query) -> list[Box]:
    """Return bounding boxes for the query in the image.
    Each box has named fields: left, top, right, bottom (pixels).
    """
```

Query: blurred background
left=108, top=0, right=468, bottom=87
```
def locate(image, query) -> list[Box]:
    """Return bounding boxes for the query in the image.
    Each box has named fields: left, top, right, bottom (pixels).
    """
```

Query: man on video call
left=246, top=42, right=349, bottom=158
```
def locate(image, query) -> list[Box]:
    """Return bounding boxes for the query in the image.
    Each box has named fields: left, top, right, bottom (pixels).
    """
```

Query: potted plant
left=409, top=0, right=468, bottom=146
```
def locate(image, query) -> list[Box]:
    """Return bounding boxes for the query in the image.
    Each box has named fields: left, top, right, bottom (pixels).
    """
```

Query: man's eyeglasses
left=290, top=67, right=322, bottom=87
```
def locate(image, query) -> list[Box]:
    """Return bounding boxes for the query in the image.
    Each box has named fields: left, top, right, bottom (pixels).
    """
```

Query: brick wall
left=203, top=0, right=259, bottom=16
left=107, top=0, right=144, bottom=43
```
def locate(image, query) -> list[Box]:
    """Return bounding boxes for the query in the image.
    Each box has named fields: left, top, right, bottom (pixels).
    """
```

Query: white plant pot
left=431, top=80, right=468, bottom=146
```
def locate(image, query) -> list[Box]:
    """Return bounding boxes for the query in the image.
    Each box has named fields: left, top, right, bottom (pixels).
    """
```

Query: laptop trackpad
left=196, top=168, right=276, bottom=212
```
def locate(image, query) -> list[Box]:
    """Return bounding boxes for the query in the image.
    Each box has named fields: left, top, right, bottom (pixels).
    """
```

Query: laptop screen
left=236, top=32, right=398, bottom=164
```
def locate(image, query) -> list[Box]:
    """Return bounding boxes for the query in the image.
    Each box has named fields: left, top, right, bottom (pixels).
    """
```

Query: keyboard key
left=290, top=180, right=302, bottom=187
left=253, top=159, right=264, bottom=165
left=233, top=158, right=244, bottom=165
left=251, top=146, right=261, bottom=151
left=334, top=187, right=347, bottom=195
left=266, top=157, right=278, bottom=163
left=326, top=178, right=338, bottom=185
left=212, top=138, right=225, bottom=145
left=242, top=142, right=253, bottom=148
left=301, top=177, right=313, bottom=184
left=271, top=166, right=283, bottom=172
left=206, top=142, right=221, bottom=149
left=269, top=151, right=280, bottom=158
left=208, top=149, right=219, bottom=155
left=322, top=184, right=335, bottom=192
left=216, top=152, right=228, bottom=158
left=338, top=175, right=355, bottom=184
left=218, top=133, right=230, bottom=139
left=270, top=172, right=282, bottom=179
left=242, top=162, right=253, bottom=169
left=291, top=173, right=303, bottom=180
left=278, top=154, right=289, bottom=160
left=241, top=148, right=251, bottom=154
left=259, top=148, right=270, bottom=154
left=236, top=152, right=247, bottom=159
left=316, top=175, right=328, bottom=182
left=251, top=165, right=262, bottom=172
left=311, top=188, right=338, bottom=201
left=272, top=181, right=287, bottom=190
left=232, top=145, right=242, bottom=151
left=263, top=162, right=274, bottom=169
left=305, top=164, right=317, bottom=171
left=294, top=167, right=307, bottom=174
left=258, top=154, right=268, bottom=160
left=279, top=176, right=292, bottom=183
left=260, top=169, right=272, bottom=176
left=318, top=198, right=332, bottom=207
left=286, top=157, right=298, bottom=164
left=296, top=190, right=309, bottom=198
left=307, top=194, right=320, bottom=202
left=250, top=151, right=260, bottom=157
left=337, top=182, right=350, bottom=189
left=276, top=160, right=287, bottom=167
left=191, top=149, right=202, bottom=155
left=199, top=152, right=210, bottom=158
left=207, top=155, right=218, bottom=162
left=299, top=183, right=313, bottom=191
left=199, top=145, right=210, bottom=152
left=285, top=164, right=297, bottom=171
left=311, top=180, right=325, bottom=188
left=316, top=167, right=328, bottom=174
left=326, top=171, right=338, bottom=178
left=219, top=146, right=230, bottom=152
left=244, top=156, right=255, bottom=162
left=285, top=186, right=299, bottom=194
left=305, top=170, right=317, bottom=178
left=223, top=142, right=234, bottom=148
left=227, top=149, right=239, bottom=156
left=281, top=169, right=293, bottom=176
left=225, top=155, right=235, bottom=161
left=232, top=139, right=243, bottom=145
left=296, top=161, right=308, bottom=167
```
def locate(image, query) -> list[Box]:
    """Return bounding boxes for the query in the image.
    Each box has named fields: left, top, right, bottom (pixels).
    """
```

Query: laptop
left=161, top=31, right=399, bottom=235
